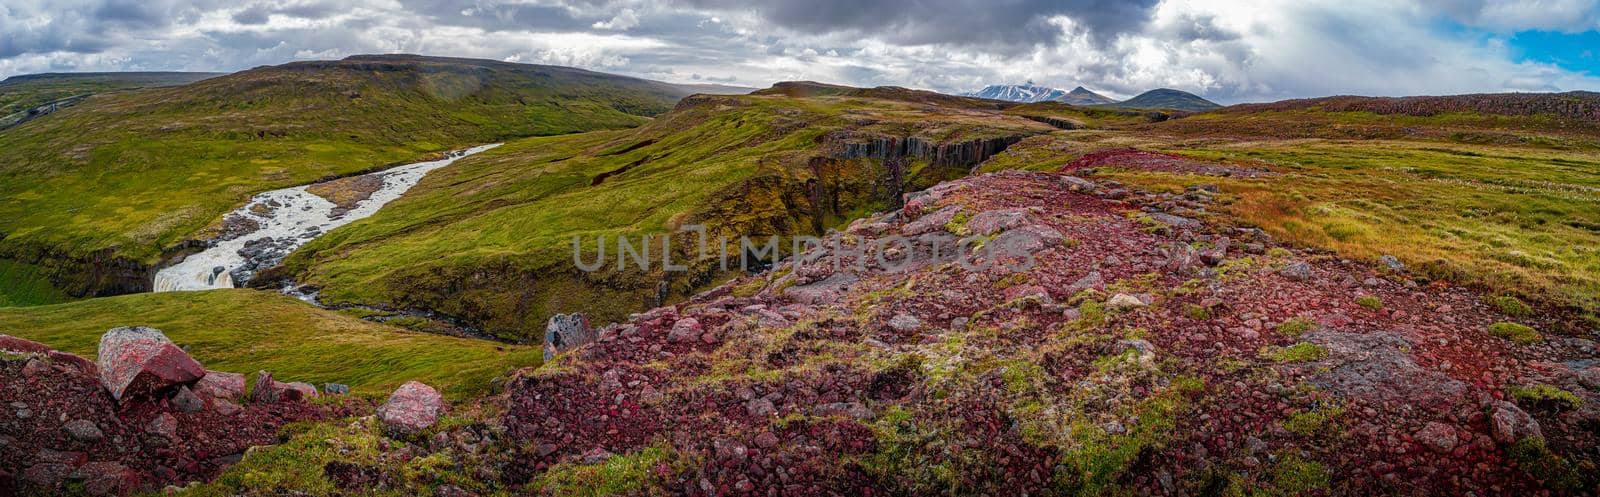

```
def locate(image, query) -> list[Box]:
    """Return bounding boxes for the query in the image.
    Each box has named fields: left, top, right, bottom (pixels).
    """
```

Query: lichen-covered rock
left=377, top=381, right=443, bottom=436
left=543, top=313, right=593, bottom=361
left=250, top=370, right=308, bottom=403
left=95, top=327, right=205, bottom=401
left=192, top=370, right=246, bottom=400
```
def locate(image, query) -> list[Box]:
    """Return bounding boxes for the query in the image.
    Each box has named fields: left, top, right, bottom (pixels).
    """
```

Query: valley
left=1, top=54, right=1597, bottom=496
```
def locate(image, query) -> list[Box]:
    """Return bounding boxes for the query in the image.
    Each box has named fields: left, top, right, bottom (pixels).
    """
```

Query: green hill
left=0, top=71, right=222, bottom=123
left=0, top=54, right=699, bottom=299
left=1105, top=88, right=1221, bottom=111
left=279, top=88, right=1053, bottom=340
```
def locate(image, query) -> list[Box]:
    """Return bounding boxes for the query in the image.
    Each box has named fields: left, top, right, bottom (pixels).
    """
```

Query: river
left=153, top=144, right=500, bottom=292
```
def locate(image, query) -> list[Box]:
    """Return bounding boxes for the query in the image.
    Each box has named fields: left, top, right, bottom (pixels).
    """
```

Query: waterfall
left=152, top=144, right=500, bottom=292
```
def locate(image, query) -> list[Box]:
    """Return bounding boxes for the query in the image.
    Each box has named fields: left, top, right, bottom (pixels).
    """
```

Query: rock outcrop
left=831, top=132, right=1027, bottom=169
left=1, top=331, right=333, bottom=496
left=95, top=326, right=205, bottom=401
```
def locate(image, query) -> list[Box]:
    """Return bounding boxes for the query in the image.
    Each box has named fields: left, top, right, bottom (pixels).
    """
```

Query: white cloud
left=0, top=0, right=1596, bottom=103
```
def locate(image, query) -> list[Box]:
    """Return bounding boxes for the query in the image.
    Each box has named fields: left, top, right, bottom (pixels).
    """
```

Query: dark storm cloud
left=398, top=0, right=596, bottom=32
left=676, top=0, right=1161, bottom=50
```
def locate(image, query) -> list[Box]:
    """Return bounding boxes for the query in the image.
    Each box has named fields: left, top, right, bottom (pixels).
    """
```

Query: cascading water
left=152, top=144, right=501, bottom=292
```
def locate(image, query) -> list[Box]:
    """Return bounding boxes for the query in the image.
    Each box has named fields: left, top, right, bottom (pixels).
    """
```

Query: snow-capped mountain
left=963, top=82, right=1067, bottom=103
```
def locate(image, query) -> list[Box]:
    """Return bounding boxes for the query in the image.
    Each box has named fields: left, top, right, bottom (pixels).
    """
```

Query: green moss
left=186, top=416, right=507, bottom=496
left=1072, top=300, right=1107, bottom=331
left=1275, top=317, right=1316, bottom=337
left=1183, top=304, right=1212, bottom=321
left=535, top=446, right=673, bottom=497
left=1507, top=437, right=1585, bottom=491
left=1282, top=403, right=1344, bottom=436
left=1226, top=454, right=1331, bottom=497
left=1488, top=322, right=1542, bottom=345
left=1266, top=247, right=1294, bottom=258
left=944, top=210, right=973, bottom=236
left=1509, top=384, right=1584, bottom=410
left=1489, top=295, right=1534, bottom=317
left=1260, top=343, right=1328, bottom=363
left=1355, top=295, right=1383, bottom=310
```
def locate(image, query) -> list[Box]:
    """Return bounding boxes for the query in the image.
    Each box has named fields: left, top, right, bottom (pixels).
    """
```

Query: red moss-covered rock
left=95, top=326, right=205, bottom=402
left=377, top=381, right=443, bottom=435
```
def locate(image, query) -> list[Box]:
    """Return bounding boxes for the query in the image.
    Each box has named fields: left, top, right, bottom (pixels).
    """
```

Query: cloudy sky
left=2, top=0, right=1598, bottom=103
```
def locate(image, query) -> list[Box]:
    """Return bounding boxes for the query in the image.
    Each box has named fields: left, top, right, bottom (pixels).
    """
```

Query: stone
left=286, top=382, right=320, bottom=399
left=1379, top=255, right=1405, bottom=272
left=96, top=326, right=205, bottom=401
left=754, top=431, right=781, bottom=449
left=811, top=402, right=873, bottom=419
left=377, top=381, right=443, bottom=436
left=192, top=370, right=246, bottom=400
left=324, top=383, right=351, bottom=395
left=62, top=419, right=104, bottom=443
left=1302, top=331, right=1465, bottom=407
left=1148, top=213, right=1201, bottom=229
left=1066, top=271, right=1104, bottom=295
left=902, top=205, right=965, bottom=236
left=1416, top=422, right=1457, bottom=453
left=745, top=398, right=776, bottom=418
left=1163, top=243, right=1201, bottom=276
left=965, top=209, right=1028, bottom=236
left=1489, top=401, right=1542, bottom=444
left=69, top=461, right=128, bottom=496
left=1107, top=293, right=1147, bottom=311
left=146, top=413, right=178, bottom=441
left=543, top=313, right=594, bottom=362
left=22, top=463, right=72, bottom=488
left=1059, top=176, right=1096, bottom=192
left=1279, top=261, right=1312, bottom=282
left=0, top=334, right=52, bottom=355
left=213, top=399, right=241, bottom=416
left=887, top=313, right=922, bottom=333
left=668, top=318, right=703, bottom=343
left=171, top=386, right=204, bottom=414
left=251, top=371, right=307, bottom=403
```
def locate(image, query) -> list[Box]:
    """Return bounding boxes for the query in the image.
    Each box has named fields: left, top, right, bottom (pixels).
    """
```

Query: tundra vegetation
left=0, top=57, right=1598, bottom=496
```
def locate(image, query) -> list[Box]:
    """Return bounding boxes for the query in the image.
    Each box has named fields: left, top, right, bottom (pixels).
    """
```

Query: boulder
left=324, top=383, right=351, bottom=395
left=250, top=371, right=307, bottom=404
left=96, top=327, right=205, bottom=401
left=377, top=381, right=443, bottom=436
left=0, top=334, right=52, bottom=355
left=145, top=413, right=177, bottom=441
left=192, top=370, right=246, bottom=400
left=965, top=209, right=1028, bottom=236
left=286, top=382, right=320, bottom=399
left=902, top=205, right=964, bottom=236
left=1489, top=401, right=1542, bottom=444
left=543, top=313, right=594, bottom=361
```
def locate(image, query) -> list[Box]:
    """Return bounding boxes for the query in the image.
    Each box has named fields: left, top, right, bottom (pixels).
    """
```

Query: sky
left=1, top=0, right=1598, bottom=104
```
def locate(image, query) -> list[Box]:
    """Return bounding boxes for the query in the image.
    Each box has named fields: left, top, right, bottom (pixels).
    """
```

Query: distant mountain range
left=962, top=83, right=1220, bottom=111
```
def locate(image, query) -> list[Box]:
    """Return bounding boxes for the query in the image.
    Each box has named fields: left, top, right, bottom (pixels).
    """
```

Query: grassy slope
left=0, top=55, right=688, bottom=278
left=0, top=72, right=221, bottom=117
left=987, top=104, right=1600, bottom=318
left=0, top=260, right=72, bottom=306
left=282, top=93, right=1051, bottom=339
left=0, top=289, right=539, bottom=399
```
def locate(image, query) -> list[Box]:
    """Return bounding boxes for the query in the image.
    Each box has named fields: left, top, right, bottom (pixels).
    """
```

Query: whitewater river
left=153, top=144, right=500, bottom=292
